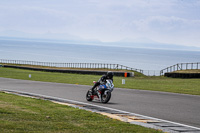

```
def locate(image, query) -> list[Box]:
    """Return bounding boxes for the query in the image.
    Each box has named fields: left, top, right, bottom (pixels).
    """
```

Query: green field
left=0, top=92, right=162, bottom=133
left=0, top=67, right=200, bottom=95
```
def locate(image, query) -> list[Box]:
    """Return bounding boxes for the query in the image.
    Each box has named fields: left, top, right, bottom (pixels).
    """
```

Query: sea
left=0, top=38, right=200, bottom=75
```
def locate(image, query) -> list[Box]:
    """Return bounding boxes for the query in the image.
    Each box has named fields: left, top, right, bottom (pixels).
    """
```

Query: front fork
left=97, top=90, right=102, bottom=101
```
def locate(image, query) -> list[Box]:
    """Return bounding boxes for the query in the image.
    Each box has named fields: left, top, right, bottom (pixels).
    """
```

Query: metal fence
left=143, top=70, right=161, bottom=76
left=2, top=59, right=198, bottom=76
left=160, top=62, right=200, bottom=75
left=0, top=59, right=143, bottom=74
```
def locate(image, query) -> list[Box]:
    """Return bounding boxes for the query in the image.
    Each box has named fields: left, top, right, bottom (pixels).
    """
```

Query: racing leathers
left=91, top=74, right=113, bottom=93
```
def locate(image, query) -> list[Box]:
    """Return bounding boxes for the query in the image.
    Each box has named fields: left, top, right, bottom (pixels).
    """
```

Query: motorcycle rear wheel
left=86, top=90, right=93, bottom=101
left=101, top=91, right=111, bottom=103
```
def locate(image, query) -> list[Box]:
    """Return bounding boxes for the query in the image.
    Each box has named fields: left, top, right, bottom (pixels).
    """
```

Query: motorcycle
left=86, top=79, right=114, bottom=103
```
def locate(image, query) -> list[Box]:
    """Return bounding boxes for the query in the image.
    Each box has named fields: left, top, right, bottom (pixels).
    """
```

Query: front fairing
left=99, top=85, right=107, bottom=90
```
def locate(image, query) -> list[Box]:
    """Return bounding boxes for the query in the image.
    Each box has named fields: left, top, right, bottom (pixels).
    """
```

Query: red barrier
left=124, top=72, right=127, bottom=77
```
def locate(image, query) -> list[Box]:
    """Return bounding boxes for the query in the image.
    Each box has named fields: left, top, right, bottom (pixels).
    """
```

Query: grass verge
left=1, top=63, right=144, bottom=77
left=174, top=69, right=200, bottom=73
left=0, top=92, right=162, bottom=133
left=0, top=67, right=200, bottom=95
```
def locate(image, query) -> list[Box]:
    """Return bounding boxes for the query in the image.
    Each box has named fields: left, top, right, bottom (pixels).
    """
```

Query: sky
left=0, top=0, right=200, bottom=47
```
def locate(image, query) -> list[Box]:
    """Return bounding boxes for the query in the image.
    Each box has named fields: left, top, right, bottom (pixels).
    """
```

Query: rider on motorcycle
left=91, top=71, right=114, bottom=94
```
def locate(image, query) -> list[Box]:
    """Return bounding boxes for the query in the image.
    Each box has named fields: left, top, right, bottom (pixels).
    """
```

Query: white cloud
left=133, top=16, right=200, bottom=32
left=0, top=0, right=200, bottom=46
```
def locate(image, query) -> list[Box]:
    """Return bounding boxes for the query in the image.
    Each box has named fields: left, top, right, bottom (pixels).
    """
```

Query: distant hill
left=0, top=31, right=200, bottom=51
left=104, top=41, right=200, bottom=51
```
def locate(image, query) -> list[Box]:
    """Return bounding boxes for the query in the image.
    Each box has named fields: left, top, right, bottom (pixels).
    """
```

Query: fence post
left=177, top=64, right=179, bottom=71
left=191, top=63, right=193, bottom=69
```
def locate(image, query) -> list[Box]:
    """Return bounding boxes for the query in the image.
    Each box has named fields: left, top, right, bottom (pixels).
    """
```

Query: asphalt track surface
left=0, top=77, right=200, bottom=128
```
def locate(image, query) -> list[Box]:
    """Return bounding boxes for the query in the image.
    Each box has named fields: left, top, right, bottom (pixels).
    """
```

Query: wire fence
left=0, top=59, right=144, bottom=74
left=160, top=62, right=200, bottom=75
left=143, top=70, right=161, bottom=76
left=1, top=59, right=199, bottom=76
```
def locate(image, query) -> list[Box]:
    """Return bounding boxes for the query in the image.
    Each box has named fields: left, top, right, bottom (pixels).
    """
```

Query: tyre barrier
left=165, top=72, right=200, bottom=78
left=3, top=65, right=134, bottom=77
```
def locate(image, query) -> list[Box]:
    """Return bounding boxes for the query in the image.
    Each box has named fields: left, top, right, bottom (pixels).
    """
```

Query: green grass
left=0, top=92, right=162, bottom=133
left=174, top=69, right=200, bottom=73
left=1, top=63, right=144, bottom=77
left=0, top=67, right=200, bottom=95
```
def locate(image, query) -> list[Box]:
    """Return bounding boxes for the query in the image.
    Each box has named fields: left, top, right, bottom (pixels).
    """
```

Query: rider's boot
left=91, top=82, right=99, bottom=95
left=91, top=89, right=95, bottom=95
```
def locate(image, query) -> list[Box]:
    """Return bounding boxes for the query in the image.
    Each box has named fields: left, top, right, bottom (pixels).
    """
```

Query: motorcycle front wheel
left=101, top=91, right=111, bottom=103
left=86, top=90, right=93, bottom=101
